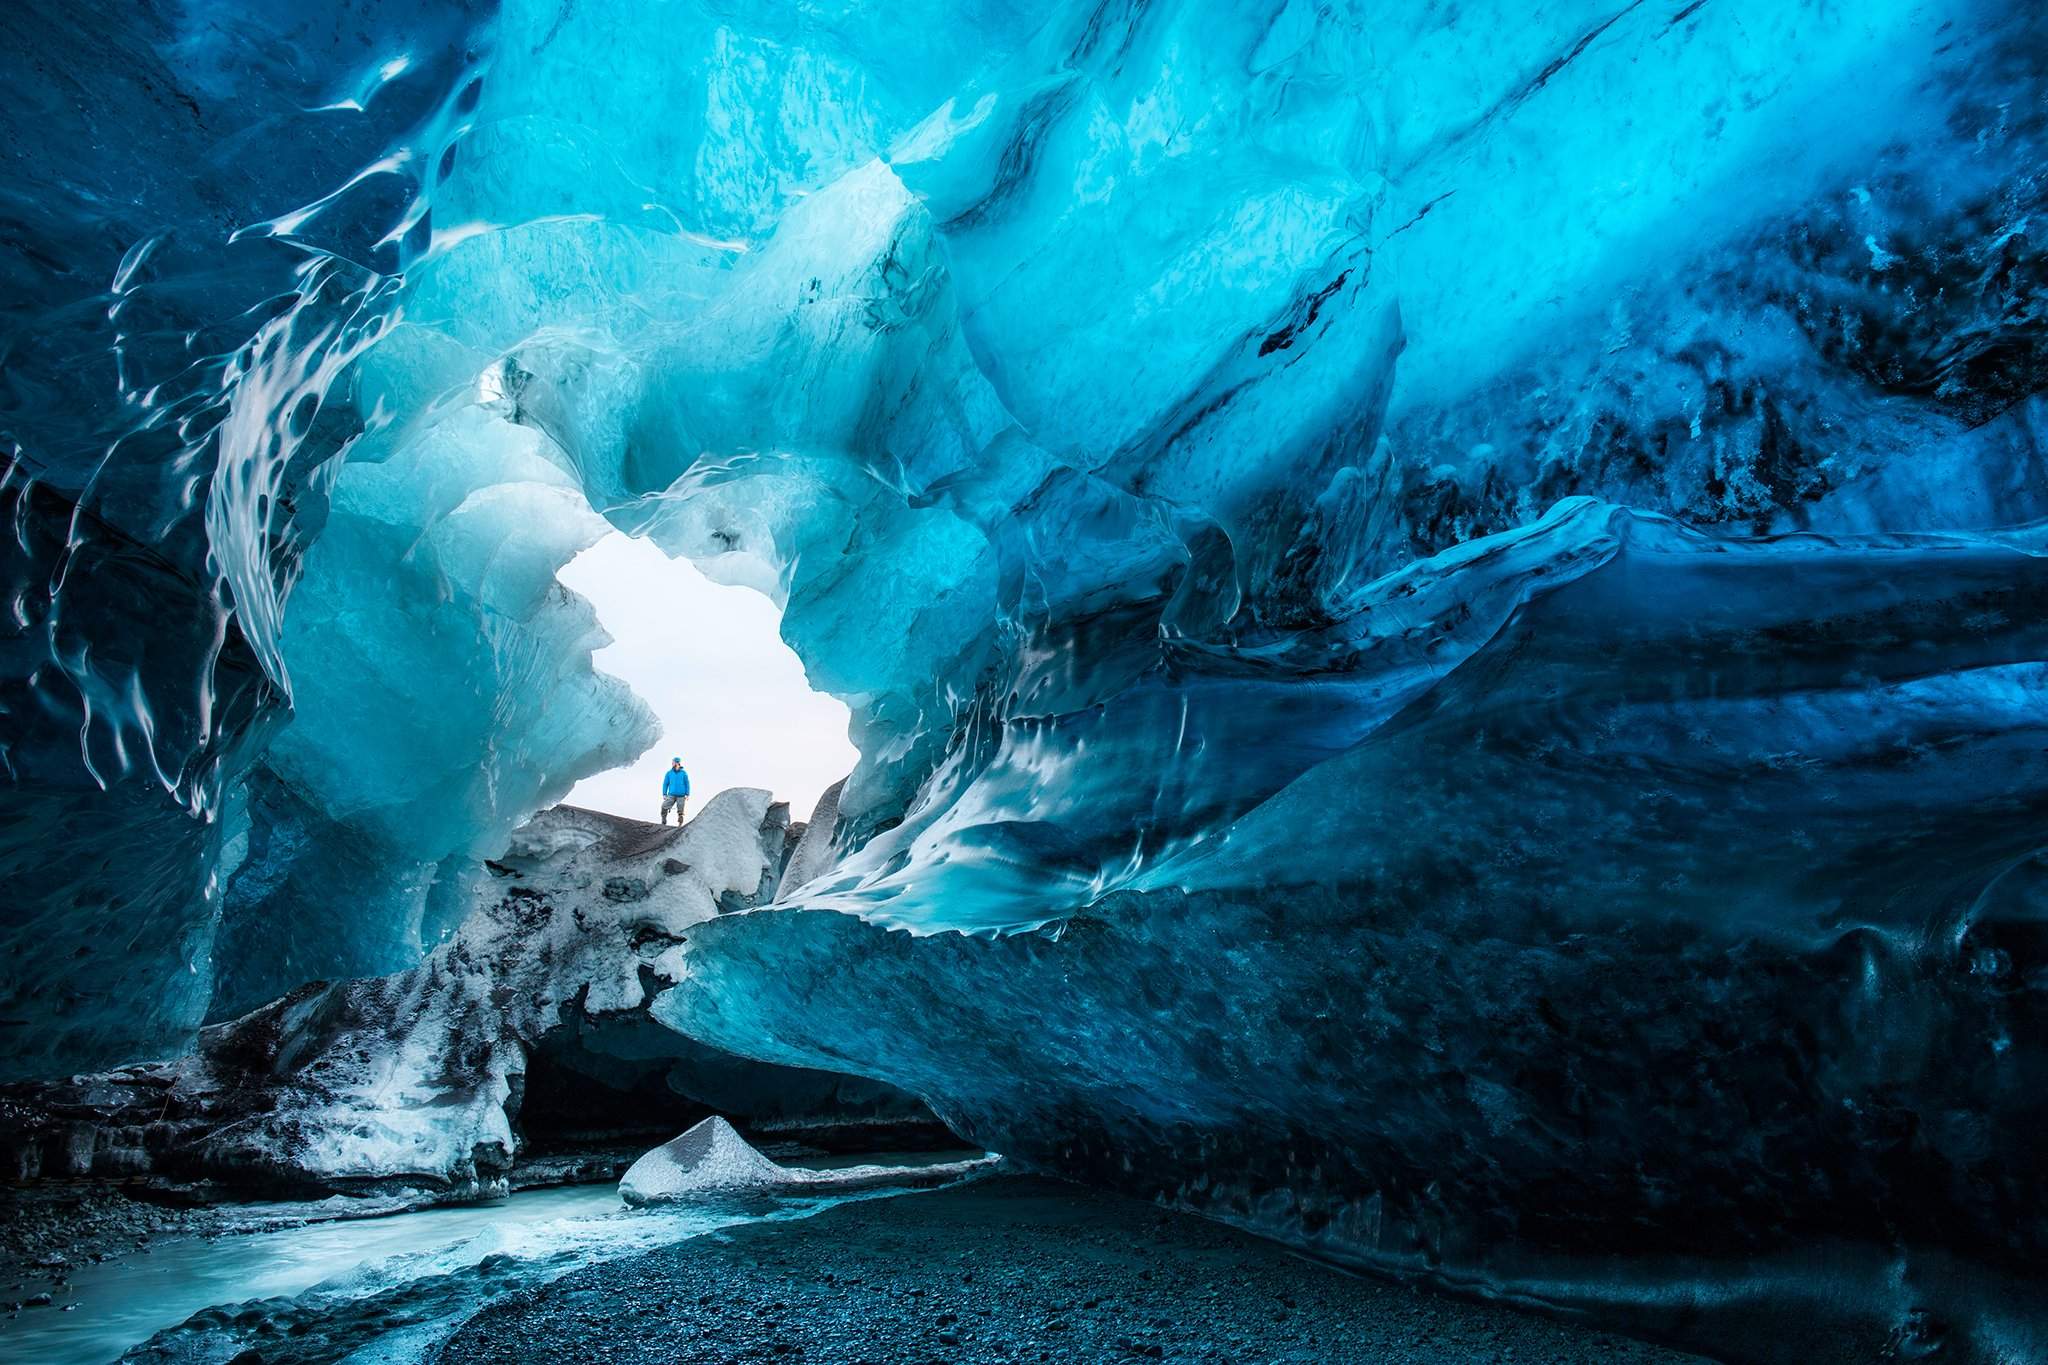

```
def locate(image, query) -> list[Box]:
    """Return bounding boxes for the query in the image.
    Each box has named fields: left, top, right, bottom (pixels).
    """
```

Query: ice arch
left=202, top=152, right=1020, bottom=1016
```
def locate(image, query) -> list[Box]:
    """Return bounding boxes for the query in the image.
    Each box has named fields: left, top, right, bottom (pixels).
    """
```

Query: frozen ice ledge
left=1, top=2, right=2046, bottom=1361
left=0, top=794, right=949, bottom=1195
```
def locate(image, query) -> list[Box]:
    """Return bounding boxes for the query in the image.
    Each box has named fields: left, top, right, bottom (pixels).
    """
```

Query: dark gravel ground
left=435, top=1175, right=1707, bottom=1365
left=0, top=1184, right=204, bottom=1307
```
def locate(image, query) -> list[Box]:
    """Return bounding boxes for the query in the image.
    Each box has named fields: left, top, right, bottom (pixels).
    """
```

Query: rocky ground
left=437, top=1176, right=1708, bottom=1365
left=0, top=1184, right=203, bottom=1310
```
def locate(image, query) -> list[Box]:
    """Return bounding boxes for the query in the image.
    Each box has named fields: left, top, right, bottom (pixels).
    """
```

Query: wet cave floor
left=438, top=1176, right=1706, bottom=1365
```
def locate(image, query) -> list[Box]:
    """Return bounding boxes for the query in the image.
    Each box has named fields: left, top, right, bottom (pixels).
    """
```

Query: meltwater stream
left=8, top=1164, right=975, bottom=1365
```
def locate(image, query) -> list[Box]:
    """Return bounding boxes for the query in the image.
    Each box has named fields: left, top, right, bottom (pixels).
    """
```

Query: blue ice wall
left=0, top=0, right=497, bottom=1075
left=2, top=0, right=2046, bottom=1352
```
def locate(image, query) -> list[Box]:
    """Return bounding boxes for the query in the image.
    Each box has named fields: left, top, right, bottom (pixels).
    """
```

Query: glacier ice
left=620, top=1116, right=791, bottom=1203
left=2, top=0, right=2047, bottom=1358
left=211, top=404, right=660, bottom=1016
left=0, top=0, right=498, bottom=1078
left=0, top=794, right=936, bottom=1190
left=657, top=501, right=2048, bottom=1357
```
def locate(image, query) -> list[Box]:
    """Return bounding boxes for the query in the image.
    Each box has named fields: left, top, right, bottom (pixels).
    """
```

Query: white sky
left=558, top=532, right=858, bottom=823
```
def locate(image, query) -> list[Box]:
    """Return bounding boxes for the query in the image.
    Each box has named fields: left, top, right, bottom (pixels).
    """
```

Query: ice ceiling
left=3, top=0, right=2047, bottom=1354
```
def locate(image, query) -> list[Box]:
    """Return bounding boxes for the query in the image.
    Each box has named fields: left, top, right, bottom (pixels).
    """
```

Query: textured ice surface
left=0, top=794, right=929, bottom=1190
left=619, top=1117, right=788, bottom=1202
left=2, top=1, right=2047, bottom=1358
left=211, top=408, right=660, bottom=1017
left=778, top=780, right=847, bottom=898
left=0, top=0, right=496, bottom=1079
left=661, top=503, right=2048, bottom=1357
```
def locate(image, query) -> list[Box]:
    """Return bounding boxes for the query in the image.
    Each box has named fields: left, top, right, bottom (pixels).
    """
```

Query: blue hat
left=671, top=757, right=682, bottom=763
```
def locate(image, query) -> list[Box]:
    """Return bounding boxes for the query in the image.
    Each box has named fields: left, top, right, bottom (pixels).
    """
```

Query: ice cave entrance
left=557, top=532, right=857, bottom=822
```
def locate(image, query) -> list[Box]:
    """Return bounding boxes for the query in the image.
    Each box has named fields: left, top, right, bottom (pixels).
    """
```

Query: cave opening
left=555, top=530, right=858, bottom=827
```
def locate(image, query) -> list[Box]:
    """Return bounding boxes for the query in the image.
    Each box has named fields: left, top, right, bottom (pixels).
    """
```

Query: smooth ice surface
left=10, top=1184, right=632, bottom=1365
left=3, top=2, right=2047, bottom=1359
left=558, top=532, right=857, bottom=822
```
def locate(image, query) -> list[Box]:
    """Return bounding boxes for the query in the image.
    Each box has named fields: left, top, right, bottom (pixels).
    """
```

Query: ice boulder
left=618, top=1117, right=787, bottom=1203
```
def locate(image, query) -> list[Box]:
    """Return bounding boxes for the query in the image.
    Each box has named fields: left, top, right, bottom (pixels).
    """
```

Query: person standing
left=659, top=757, right=691, bottom=825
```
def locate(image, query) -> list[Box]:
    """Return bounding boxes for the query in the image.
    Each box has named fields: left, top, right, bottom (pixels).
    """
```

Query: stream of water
left=5, top=1158, right=973, bottom=1365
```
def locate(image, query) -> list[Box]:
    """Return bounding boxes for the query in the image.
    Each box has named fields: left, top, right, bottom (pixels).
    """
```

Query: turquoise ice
left=1, top=2, right=2045, bottom=1356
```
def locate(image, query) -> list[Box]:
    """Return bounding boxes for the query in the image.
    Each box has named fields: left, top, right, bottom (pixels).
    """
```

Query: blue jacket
left=662, top=767, right=691, bottom=797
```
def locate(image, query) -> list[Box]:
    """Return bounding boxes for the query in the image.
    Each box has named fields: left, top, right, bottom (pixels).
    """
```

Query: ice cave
left=1, top=1, right=2045, bottom=1362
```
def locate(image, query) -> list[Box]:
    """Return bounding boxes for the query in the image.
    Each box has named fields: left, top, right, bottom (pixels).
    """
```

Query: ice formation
left=0, top=795, right=934, bottom=1190
left=617, top=1114, right=994, bottom=1204
left=3, top=0, right=2047, bottom=1358
left=210, top=408, right=662, bottom=1018
left=620, top=1116, right=790, bottom=1201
